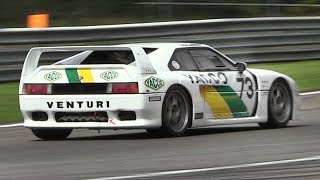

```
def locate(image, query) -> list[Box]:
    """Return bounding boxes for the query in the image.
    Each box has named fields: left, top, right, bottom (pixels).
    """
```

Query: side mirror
left=236, top=62, right=247, bottom=74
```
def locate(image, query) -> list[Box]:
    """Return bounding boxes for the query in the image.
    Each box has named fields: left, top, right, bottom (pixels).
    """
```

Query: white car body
left=19, top=43, right=299, bottom=131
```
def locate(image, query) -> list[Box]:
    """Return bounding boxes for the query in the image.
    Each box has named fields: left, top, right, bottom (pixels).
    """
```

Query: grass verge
left=249, top=60, right=320, bottom=92
left=0, top=83, right=21, bottom=124
left=0, top=60, right=319, bottom=124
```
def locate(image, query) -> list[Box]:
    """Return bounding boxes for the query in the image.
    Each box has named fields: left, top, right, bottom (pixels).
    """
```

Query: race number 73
left=236, top=77, right=254, bottom=99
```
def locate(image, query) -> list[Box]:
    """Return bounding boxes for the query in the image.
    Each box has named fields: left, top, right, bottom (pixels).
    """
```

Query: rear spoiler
left=21, top=46, right=157, bottom=77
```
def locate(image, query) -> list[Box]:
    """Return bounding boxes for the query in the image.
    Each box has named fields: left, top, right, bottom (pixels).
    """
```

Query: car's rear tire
left=147, top=86, right=191, bottom=137
left=259, top=79, right=292, bottom=128
left=31, top=128, right=73, bottom=140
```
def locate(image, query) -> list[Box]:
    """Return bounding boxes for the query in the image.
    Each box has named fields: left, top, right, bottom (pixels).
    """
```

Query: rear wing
left=21, top=46, right=157, bottom=77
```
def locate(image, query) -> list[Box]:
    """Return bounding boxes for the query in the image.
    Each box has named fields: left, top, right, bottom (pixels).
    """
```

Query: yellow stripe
left=78, top=69, right=94, bottom=83
left=200, top=85, right=233, bottom=119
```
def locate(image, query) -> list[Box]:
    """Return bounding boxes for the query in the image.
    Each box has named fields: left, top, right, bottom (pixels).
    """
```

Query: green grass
left=0, top=60, right=319, bottom=124
left=249, top=60, right=320, bottom=92
left=0, top=83, right=21, bottom=124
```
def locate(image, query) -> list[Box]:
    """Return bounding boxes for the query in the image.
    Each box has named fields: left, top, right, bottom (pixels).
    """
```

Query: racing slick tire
left=31, top=128, right=73, bottom=140
left=259, top=79, right=292, bottom=128
left=147, top=86, right=191, bottom=137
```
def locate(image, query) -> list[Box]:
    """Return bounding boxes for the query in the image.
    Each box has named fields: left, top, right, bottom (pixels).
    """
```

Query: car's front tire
left=259, top=79, right=292, bottom=128
left=31, top=128, right=73, bottom=140
left=147, top=86, right=191, bottom=137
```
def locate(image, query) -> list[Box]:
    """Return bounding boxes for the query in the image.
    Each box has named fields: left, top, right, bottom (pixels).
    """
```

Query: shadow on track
left=60, top=125, right=306, bottom=141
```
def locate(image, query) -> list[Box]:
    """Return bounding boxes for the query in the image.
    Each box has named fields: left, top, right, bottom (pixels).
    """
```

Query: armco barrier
left=1, top=16, right=320, bottom=82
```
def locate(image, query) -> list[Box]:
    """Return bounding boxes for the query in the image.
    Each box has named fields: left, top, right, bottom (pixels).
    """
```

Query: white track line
left=0, top=123, right=23, bottom=128
left=87, top=156, right=320, bottom=180
left=300, top=91, right=320, bottom=96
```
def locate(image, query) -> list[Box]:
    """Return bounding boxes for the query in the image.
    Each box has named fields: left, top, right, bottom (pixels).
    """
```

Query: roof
left=116, top=42, right=208, bottom=49
left=30, top=43, right=209, bottom=52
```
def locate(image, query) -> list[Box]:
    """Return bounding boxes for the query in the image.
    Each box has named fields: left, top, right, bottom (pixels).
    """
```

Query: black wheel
left=147, top=86, right=191, bottom=137
left=31, top=128, right=73, bottom=140
left=259, top=80, right=292, bottom=128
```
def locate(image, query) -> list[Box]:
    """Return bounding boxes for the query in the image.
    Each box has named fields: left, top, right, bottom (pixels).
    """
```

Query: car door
left=188, top=48, right=257, bottom=120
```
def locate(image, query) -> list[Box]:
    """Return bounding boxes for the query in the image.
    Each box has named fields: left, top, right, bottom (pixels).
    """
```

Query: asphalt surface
left=0, top=95, right=319, bottom=180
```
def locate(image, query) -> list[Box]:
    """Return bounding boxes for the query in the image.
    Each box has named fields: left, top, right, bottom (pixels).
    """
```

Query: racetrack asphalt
left=0, top=94, right=319, bottom=180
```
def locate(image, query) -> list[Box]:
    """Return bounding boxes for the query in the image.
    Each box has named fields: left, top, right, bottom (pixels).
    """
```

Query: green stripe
left=65, top=68, right=81, bottom=83
left=214, top=86, right=249, bottom=118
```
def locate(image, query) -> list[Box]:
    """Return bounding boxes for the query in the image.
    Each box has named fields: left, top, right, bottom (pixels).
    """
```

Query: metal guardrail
left=1, top=16, right=320, bottom=82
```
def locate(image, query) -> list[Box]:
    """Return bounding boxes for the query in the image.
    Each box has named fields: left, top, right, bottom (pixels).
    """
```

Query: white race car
left=19, top=43, right=299, bottom=140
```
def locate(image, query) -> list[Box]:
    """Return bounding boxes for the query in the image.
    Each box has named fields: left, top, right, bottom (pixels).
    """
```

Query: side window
left=168, top=49, right=197, bottom=71
left=189, top=49, right=235, bottom=71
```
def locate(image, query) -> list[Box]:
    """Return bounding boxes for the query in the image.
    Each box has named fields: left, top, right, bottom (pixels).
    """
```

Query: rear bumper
left=20, top=93, right=165, bottom=129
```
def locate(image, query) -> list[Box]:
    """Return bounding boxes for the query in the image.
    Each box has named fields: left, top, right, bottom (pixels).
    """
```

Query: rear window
left=38, top=51, right=82, bottom=67
left=38, top=48, right=156, bottom=67
left=143, top=48, right=157, bottom=54
left=81, top=50, right=135, bottom=65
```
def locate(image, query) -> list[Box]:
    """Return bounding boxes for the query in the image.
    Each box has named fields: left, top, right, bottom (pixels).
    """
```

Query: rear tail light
left=111, top=83, right=139, bottom=94
left=25, top=84, right=49, bottom=95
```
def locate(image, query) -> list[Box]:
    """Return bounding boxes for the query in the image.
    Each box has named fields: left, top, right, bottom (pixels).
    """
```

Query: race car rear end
left=19, top=46, right=164, bottom=131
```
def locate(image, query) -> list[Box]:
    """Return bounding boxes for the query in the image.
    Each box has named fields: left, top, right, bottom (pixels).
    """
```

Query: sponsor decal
left=100, top=70, right=119, bottom=81
left=149, top=96, right=161, bottom=102
left=44, top=71, right=62, bottom=82
left=200, top=85, right=249, bottom=119
left=46, top=101, right=109, bottom=109
left=183, top=72, right=227, bottom=84
left=195, top=113, right=204, bottom=119
left=145, top=76, right=164, bottom=90
left=65, top=68, right=94, bottom=83
left=171, top=61, right=180, bottom=69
